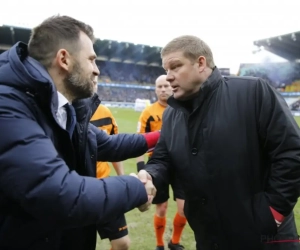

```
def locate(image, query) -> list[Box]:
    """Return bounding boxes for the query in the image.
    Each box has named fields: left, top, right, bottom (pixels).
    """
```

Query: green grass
left=96, top=108, right=300, bottom=250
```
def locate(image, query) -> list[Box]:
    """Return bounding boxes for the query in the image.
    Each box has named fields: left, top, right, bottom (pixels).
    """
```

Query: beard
left=63, top=60, right=95, bottom=100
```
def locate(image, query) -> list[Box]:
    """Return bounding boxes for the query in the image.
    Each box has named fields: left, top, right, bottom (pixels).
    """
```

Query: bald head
left=155, top=75, right=168, bottom=86
left=155, top=75, right=172, bottom=104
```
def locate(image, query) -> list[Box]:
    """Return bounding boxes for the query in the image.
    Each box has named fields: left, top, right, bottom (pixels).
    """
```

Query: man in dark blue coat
left=0, top=15, right=158, bottom=250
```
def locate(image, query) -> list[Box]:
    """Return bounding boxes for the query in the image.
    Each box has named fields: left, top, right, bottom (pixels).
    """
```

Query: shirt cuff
left=269, top=206, right=285, bottom=223
left=142, top=131, right=160, bottom=149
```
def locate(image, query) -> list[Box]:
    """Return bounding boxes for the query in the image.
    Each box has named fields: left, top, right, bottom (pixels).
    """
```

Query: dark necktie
left=64, top=103, right=76, bottom=138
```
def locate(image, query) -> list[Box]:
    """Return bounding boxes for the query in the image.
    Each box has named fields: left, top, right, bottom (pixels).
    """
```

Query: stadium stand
left=0, top=25, right=165, bottom=85
left=253, top=31, right=300, bottom=61
left=0, top=25, right=232, bottom=104
left=238, top=30, right=300, bottom=92
left=1, top=25, right=299, bottom=106
left=0, top=25, right=165, bottom=103
left=96, top=60, right=165, bottom=85
left=97, top=85, right=156, bottom=103
left=238, top=62, right=300, bottom=90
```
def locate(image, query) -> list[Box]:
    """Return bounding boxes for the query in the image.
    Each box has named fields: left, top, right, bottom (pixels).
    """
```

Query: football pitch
left=96, top=108, right=300, bottom=250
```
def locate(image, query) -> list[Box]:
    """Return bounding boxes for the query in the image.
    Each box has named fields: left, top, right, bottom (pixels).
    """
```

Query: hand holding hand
left=130, top=170, right=156, bottom=212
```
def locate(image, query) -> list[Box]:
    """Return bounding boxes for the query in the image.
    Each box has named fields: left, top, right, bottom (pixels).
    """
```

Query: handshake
left=130, top=170, right=157, bottom=212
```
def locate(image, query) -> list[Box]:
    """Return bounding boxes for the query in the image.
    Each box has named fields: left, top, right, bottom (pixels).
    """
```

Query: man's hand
left=130, top=170, right=156, bottom=212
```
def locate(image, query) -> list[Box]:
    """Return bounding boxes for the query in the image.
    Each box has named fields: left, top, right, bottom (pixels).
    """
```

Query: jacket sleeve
left=0, top=93, right=148, bottom=228
left=255, top=79, right=300, bottom=216
left=90, top=124, right=149, bottom=162
left=144, top=115, right=171, bottom=190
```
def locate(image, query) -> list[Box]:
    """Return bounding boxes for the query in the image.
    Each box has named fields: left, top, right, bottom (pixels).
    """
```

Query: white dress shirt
left=56, top=92, right=69, bottom=129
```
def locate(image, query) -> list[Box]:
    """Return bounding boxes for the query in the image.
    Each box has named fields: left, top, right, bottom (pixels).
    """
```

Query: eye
left=170, top=64, right=180, bottom=70
left=89, top=55, right=97, bottom=62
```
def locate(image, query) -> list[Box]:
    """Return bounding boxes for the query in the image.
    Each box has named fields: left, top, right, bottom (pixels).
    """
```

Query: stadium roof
left=253, top=31, right=300, bottom=62
left=0, top=25, right=163, bottom=66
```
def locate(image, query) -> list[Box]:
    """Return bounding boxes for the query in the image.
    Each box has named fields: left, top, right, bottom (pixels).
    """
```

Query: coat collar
left=72, top=93, right=101, bottom=123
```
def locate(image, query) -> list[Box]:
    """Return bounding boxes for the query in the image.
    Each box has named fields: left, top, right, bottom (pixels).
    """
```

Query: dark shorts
left=146, top=156, right=185, bottom=204
left=152, top=175, right=185, bottom=205
left=97, top=214, right=128, bottom=241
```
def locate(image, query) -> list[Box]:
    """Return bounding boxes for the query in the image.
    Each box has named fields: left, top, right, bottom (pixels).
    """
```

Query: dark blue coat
left=0, top=42, right=148, bottom=250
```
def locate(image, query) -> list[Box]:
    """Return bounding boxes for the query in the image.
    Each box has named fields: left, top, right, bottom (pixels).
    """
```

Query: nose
left=166, top=72, right=174, bottom=83
left=94, top=64, right=100, bottom=76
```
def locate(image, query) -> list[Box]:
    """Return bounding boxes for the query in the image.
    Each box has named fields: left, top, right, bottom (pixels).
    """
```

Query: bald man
left=136, top=75, right=187, bottom=250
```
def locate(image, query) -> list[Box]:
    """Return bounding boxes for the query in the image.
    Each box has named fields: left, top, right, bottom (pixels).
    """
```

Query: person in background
left=137, top=75, right=187, bottom=250
left=90, top=102, right=130, bottom=250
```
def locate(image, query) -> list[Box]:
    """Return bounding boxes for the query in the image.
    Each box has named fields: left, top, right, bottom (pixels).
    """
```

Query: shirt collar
left=57, top=91, right=69, bottom=109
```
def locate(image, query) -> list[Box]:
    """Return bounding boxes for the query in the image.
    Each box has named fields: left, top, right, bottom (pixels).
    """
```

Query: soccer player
left=90, top=103, right=129, bottom=250
left=136, top=75, right=187, bottom=250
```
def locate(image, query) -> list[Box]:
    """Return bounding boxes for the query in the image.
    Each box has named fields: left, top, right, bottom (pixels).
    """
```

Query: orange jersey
left=90, top=104, right=118, bottom=178
left=137, top=102, right=167, bottom=156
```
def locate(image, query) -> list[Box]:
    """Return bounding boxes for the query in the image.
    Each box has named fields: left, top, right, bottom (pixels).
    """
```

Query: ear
left=55, top=49, right=72, bottom=72
left=197, top=56, right=207, bottom=73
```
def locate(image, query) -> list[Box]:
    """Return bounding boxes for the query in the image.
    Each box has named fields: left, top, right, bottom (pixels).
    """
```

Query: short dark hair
left=28, top=15, right=95, bottom=68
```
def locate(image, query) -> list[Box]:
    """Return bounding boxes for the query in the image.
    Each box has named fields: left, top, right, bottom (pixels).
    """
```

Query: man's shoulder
left=0, top=85, right=40, bottom=121
left=92, top=104, right=113, bottom=119
left=0, top=85, right=31, bottom=106
left=143, top=102, right=156, bottom=112
left=97, top=104, right=110, bottom=112
left=145, top=101, right=167, bottom=115
left=162, top=105, right=176, bottom=120
left=139, top=104, right=153, bottom=118
left=224, top=75, right=261, bottom=87
left=220, top=76, right=268, bottom=97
